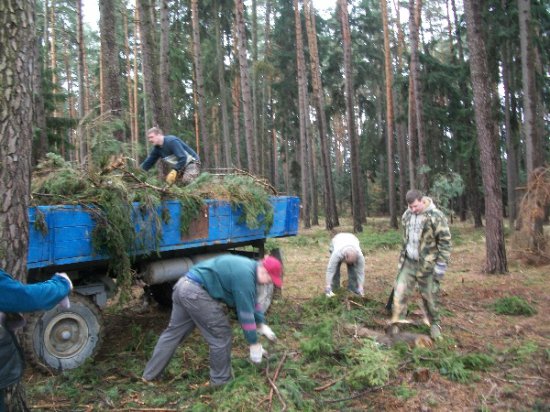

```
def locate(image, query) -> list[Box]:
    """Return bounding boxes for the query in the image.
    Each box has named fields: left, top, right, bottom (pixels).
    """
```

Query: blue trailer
left=24, top=196, right=300, bottom=371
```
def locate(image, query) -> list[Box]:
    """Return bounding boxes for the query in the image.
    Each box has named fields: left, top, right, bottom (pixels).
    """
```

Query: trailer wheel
left=22, top=294, right=103, bottom=372
left=256, top=283, right=274, bottom=313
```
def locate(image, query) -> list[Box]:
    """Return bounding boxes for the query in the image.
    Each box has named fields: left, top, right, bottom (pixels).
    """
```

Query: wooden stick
left=314, top=377, right=343, bottom=391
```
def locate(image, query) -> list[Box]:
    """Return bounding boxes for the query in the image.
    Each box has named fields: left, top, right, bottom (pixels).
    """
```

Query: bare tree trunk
left=392, top=0, right=408, bottom=208
left=76, top=0, right=88, bottom=165
left=216, top=10, right=232, bottom=168
left=191, top=0, right=210, bottom=165
left=99, top=0, right=123, bottom=141
left=407, top=74, right=417, bottom=189
left=138, top=0, right=161, bottom=129
left=518, top=0, right=544, bottom=250
left=464, top=0, right=508, bottom=273
left=159, top=0, right=173, bottom=132
left=235, top=0, right=257, bottom=174
left=518, top=0, right=543, bottom=175
left=381, top=0, right=397, bottom=228
left=0, top=2, right=35, bottom=409
left=33, top=17, right=48, bottom=165
left=293, top=0, right=311, bottom=228
left=304, top=0, right=339, bottom=229
left=501, top=18, right=518, bottom=229
left=338, top=0, right=362, bottom=232
left=264, top=0, right=277, bottom=185
left=123, top=9, right=137, bottom=163
left=409, top=0, right=428, bottom=192
left=231, top=73, right=242, bottom=169
left=133, top=1, right=141, bottom=158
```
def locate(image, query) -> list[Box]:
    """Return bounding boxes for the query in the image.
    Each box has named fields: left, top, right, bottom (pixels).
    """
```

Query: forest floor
left=24, top=218, right=550, bottom=411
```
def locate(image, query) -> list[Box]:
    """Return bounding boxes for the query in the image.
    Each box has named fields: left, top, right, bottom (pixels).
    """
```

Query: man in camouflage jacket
left=391, top=189, right=452, bottom=340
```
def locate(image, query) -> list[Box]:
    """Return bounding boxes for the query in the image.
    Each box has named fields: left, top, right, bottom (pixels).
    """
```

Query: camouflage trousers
left=391, top=257, right=441, bottom=325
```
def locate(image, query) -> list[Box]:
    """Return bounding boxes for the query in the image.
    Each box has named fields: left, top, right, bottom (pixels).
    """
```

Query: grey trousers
left=142, top=277, right=233, bottom=385
left=331, top=262, right=359, bottom=292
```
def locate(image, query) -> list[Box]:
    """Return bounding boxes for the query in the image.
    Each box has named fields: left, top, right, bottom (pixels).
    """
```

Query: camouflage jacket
left=398, top=197, right=452, bottom=273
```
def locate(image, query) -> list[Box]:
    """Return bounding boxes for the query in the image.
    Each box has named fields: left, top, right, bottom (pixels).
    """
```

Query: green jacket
left=399, top=197, right=452, bottom=273
left=189, top=254, right=264, bottom=344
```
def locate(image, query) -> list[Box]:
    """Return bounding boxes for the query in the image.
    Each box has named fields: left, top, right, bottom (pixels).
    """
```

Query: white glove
left=56, top=272, right=73, bottom=290
left=55, top=272, right=72, bottom=309
left=325, top=287, right=335, bottom=298
left=249, top=343, right=267, bottom=363
left=58, top=296, right=71, bottom=309
left=258, top=324, right=277, bottom=342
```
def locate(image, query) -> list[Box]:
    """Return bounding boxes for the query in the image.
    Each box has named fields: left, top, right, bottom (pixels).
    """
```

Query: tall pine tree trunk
left=159, top=0, right=173, bottom=132
left=518, top=0, right=543, bottom=175
left=500, top=11, right=519, bottom=229
left=216, top=11, right=232, bottom=168
left=408, top=0, right=428, bottom=192
left=293, top=0, right=311, bottom=228
left=0, top=2, right=35, bottom=409
left=339, top=0, right=362, bottom=232
left=518, top=0, right=544, bottom=251
left=76, top=0, right=88, bottom=165
left=304, top=0, right=339, bottom=229
left=99, top=0, right=123, bottom=141
left=235, top=0, right=257, bottom=174
left=231, top=73, right=243, bottom=169
left=464, top=0, right=508, bottom=273
left=138, top=0, right=161, bottom=129
left=191, top=0, right=210, bottom=165
left=381, top=0, right=397, bottom=228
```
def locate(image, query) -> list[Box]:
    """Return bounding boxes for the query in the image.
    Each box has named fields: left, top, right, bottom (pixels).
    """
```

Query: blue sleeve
left=140, top=147, right=162, bottom=171
left=0, top=270, right=71, bottom=313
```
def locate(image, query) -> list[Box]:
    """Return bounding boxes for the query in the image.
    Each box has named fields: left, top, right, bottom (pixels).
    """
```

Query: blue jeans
left=143, top=278, right=233, bottom=385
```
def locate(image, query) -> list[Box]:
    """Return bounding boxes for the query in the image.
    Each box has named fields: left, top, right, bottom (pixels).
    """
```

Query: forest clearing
left=24, top=219, right=550, bottom=411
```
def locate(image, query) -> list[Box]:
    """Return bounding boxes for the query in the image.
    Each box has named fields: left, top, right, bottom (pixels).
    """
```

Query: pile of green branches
left=31, top=153, right=275, bottom=300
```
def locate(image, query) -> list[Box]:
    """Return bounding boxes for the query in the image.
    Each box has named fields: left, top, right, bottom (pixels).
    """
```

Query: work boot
left=430, top=324, right=442, bottom=340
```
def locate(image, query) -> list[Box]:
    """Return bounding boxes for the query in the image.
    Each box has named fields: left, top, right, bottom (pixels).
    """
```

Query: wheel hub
left=43, top=313, right=89, bottom=359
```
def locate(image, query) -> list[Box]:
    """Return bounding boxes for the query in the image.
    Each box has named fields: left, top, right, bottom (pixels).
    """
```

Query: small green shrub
left=346, top=340, right=398, bottom=388
left=492, top=296, right=537, bottom=316
left=300, top=319, right=335, bottom=359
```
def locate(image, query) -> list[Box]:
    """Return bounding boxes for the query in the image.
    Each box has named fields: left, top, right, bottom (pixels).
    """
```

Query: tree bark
left=0, top=1, right=35, bottom=409
left=338, top=0, right=362, bottom=232
left=216, top=10, right=232, bottom=169
left=464, top=0, right=508, bottom=273
left=76, top=0, right=88, bottom=165
left=137, top=0, right=161, bottom=129
left=293, top=0, right=311, bottom=228
left=191, top=0, right=210, bottom=166
left=231, top=73, right=243, bottom=169
left=517, top=0, right=543, bottom=175
left=500, top=11, right=519, bottom=229
left=235, top=0, right=257, bottom=174
left=381, top=0, right=397, bottom=228
left=304, top=0, right=339, bottom=229
left=408, top=0, right=428, bottom=192
left=99, top=0, right=123, bottom=141
left=159, top=0, right=173, bottom=132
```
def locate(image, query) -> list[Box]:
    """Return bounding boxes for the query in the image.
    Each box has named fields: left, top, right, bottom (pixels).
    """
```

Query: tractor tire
left=22, top=293, right=103, bottom=372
